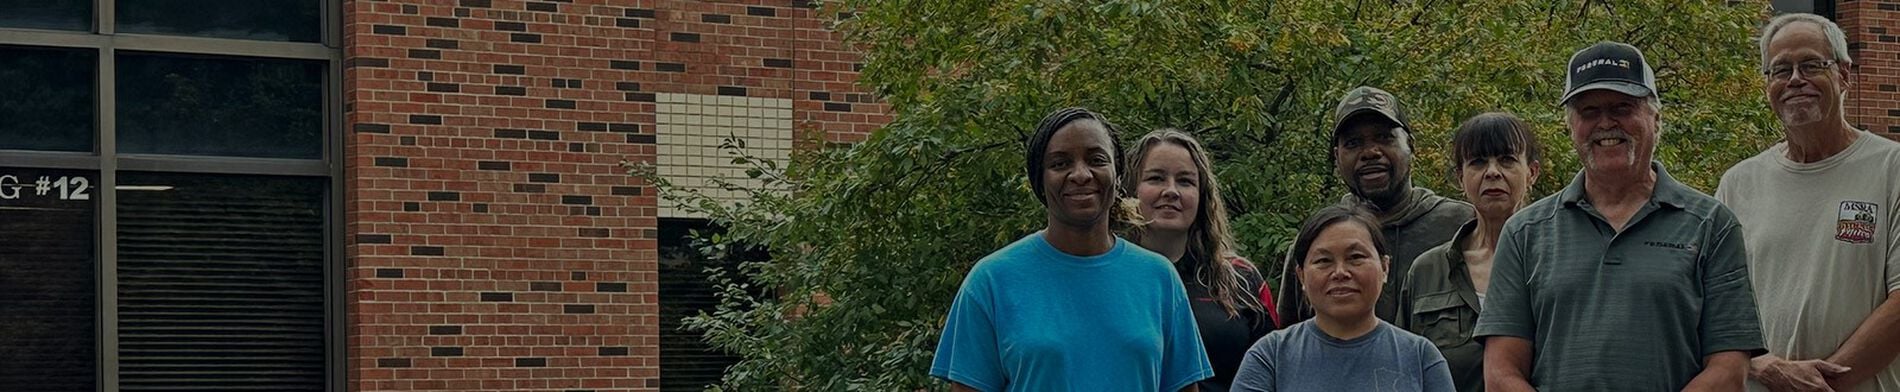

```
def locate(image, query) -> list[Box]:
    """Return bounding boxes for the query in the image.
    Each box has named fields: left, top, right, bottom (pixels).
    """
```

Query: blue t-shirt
left=930, top=231, right=1214, bottom=392
left=1231, top=320, right=1454, bottom=392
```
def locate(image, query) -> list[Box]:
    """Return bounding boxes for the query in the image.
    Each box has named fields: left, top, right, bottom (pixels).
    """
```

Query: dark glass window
left=658, top=219, right=759, bottom=392
left=0, top=168, right=98, bottom=392
left=0, top=45, right=96, bottom=152
left=116, top=52, right=324, bottom=160
left=116, top=0, right=321, bottom=43
left=117, top=172, right=325, bottom=391
left=1771, top=0, right=1836, bottom=18
left=0, top=0, right=92, bottom=31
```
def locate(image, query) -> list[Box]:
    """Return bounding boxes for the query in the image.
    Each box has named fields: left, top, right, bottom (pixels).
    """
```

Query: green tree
left=638, top=1, right=1782, bottom=390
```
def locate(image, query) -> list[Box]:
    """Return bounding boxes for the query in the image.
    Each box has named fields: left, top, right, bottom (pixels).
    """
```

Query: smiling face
left=1565, top=90, right=1658, bottom=179
left=1041, top=120, right=1117, bottom=230
left=1333, top=117, right=1414, bottom=205
left=1134, top=143, right=1201, bottom=234
left=1764, top=22, right=1850, bottom=129
left=1297, top=220, right=1389, bottom=322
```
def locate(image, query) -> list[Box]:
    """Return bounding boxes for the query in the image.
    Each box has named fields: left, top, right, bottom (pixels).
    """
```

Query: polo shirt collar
left=1558, top=161, right=1694, bottom=210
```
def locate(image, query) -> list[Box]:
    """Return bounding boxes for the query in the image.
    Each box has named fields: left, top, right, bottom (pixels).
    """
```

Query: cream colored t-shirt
left=1717, top=130, right=1900, bottom=392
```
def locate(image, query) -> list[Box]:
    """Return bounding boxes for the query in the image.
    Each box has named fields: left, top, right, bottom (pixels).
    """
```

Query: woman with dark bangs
left=1124, top=129, right=1279, bottom=392
left=929, top=108, right=1213, bottom=392
left=1396, top=112, right=1543, bottom=392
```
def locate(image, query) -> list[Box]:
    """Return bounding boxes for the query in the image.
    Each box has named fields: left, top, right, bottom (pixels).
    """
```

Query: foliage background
left=641, top=1, right=1786, bottom=390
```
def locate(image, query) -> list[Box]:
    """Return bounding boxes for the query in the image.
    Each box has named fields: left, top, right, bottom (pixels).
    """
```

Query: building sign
left=0, top=173, right=93, bottom=202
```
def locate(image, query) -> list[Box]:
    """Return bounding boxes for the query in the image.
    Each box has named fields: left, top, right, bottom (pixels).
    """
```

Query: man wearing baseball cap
left=1275, top=86, right=1473, bottom=327
left=1472, top=41, right=1765, bottom=391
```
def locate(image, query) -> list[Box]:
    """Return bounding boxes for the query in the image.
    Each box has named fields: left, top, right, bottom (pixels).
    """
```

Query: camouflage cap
left=1331, top=86, right=1411, bottom=145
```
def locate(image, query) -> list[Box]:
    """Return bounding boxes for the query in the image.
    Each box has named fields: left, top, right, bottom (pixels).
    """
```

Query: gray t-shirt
left=1231, top=320, right=1454, bottom=392
left=1473, top=163, right=1766, bottom=391
left=1718, top=131, right=1900, bottom=392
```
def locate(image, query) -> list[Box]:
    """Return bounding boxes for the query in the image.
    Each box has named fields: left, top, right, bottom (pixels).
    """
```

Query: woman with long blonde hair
left=1125, top=129, right=1279, bottom=392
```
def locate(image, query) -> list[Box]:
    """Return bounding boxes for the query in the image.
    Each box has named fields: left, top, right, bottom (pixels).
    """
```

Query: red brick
left=1838, top=3, right=1900, bottom=140
left=346, top=0, right=882, bottom=390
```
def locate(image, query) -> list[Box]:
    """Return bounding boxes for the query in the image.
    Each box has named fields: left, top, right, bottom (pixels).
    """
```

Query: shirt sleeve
left=1887, top=189, right=1899, bottom=293
left=1698, top=209, right=1768, bottom=357
left=929, top=269, right=1006, bottom=391
left=1420, top=337, right=1456, bottom=392
left=1161, top=271, right=1215, bottom=392
left=1472, top=221, right=1534, bottom=340
left=1230, top=337, right=1278, bottom=392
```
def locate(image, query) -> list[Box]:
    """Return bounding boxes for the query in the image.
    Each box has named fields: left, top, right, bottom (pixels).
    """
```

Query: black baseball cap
left=1561, top=41, right=1657, bottom=105
left=1331, top=86, right=1410, bottom=145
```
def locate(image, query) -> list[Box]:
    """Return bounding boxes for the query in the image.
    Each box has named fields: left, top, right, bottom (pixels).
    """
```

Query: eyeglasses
left=1765, top=59, right=1838, bottom=81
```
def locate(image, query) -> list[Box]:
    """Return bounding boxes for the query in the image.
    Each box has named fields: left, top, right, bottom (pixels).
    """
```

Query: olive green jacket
left=1398, top=220, right=1484, bottom=392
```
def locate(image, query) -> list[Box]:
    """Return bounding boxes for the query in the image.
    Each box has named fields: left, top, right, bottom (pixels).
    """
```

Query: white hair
left=1760, top=13, right=1853, bottom=70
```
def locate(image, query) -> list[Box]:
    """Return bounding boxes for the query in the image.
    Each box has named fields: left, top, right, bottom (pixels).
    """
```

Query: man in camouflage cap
left=1275, top=86, right=1474, bottom=326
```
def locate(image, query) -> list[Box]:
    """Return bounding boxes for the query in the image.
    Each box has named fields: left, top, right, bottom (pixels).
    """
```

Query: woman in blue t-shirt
left=1123, top=129, right=1279, bottom=392
left=929, top=108, right=1214, bottom=392
left=1231, top=206, right=1454, bottom=392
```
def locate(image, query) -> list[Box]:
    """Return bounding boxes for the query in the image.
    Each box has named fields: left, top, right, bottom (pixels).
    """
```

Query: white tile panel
left=654, top=92, right=795, bottom=218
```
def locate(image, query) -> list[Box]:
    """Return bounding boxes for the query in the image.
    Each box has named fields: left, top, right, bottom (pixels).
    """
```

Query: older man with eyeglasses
left=1716, top=13, right=1900, bottom=392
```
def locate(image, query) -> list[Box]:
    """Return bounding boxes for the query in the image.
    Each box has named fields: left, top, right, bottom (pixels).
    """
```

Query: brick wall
left=1838, top=1, right=1900, bottom=141
left=342, top=0, right=887, bottom=390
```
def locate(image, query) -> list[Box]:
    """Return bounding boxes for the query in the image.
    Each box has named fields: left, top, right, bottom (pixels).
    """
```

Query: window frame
left=0, top=0, right=343, bottom=390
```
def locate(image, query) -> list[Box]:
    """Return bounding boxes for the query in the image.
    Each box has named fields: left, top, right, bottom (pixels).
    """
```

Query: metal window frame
left=0, top=30, right=332, bottom=61
left=323, top=0, right=345, bottom=389
left=0, top=0, right=343, bottom=390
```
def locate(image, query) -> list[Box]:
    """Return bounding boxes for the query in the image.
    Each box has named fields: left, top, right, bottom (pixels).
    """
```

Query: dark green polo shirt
left=1471, top=162, right=1765, bottom=391
left=1398, top=220, right=1484, bottom=392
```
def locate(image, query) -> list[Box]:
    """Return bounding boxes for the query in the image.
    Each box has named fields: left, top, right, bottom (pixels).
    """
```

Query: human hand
left=1751, top=355, right=1850, bottom=392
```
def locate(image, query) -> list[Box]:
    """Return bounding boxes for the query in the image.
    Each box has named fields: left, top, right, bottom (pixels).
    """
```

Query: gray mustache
left=1587, top=130, right=1631, bottom=143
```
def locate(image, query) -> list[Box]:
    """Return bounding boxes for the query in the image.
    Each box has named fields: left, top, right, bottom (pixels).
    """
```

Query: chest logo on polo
left=1644, top=241, right=1696, bottom=253
left=1837, top=201, right=1878, bottom=244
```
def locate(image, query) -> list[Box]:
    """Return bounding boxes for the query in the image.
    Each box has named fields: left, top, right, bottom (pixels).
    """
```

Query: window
left=657, top=219, right=755, bottom=392
left=116, top=0, right=322, bottom=43
left=0, top=45, right=95, bottom=152
left=117, top=173, right=327, bottom=390
left=1771, top=0, right=1836, bottom=19
left=0, top=1, right=339, bottom=391
left=0, top=0, right=92, bottom=31
left=0, top=168, right=98, bottom=391
left=117, top=53, right=325, bottom=159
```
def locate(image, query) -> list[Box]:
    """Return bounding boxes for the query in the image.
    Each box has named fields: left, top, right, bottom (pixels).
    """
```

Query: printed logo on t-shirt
left=1375, top=367, right=1404, bottom=391
left=1837, top=201, right=1878, bottom=244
